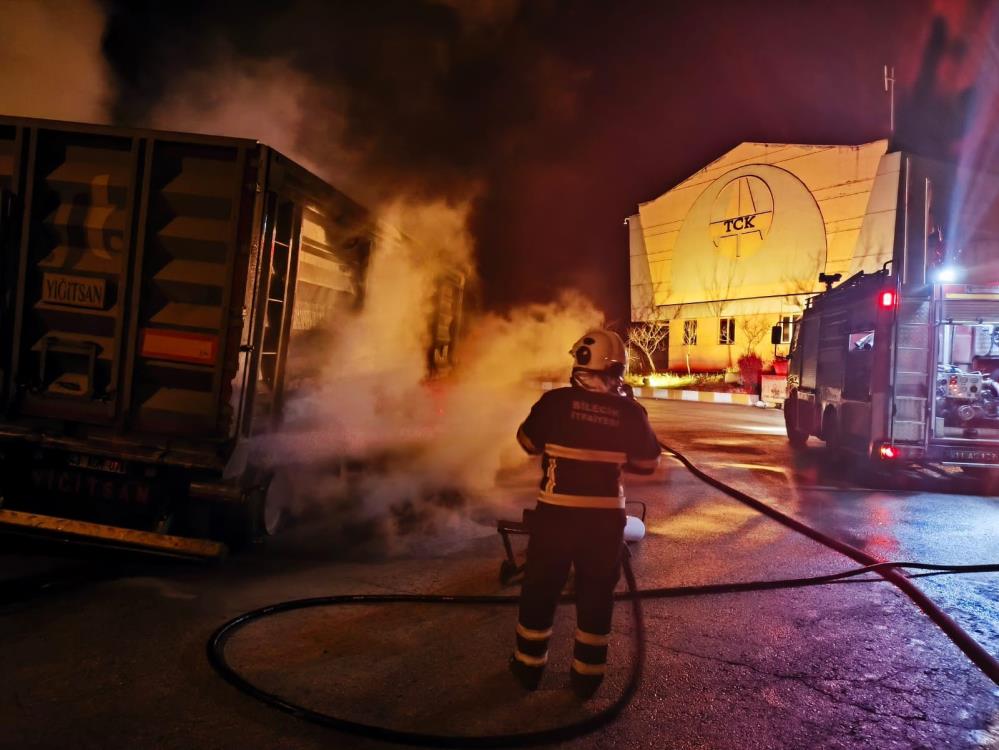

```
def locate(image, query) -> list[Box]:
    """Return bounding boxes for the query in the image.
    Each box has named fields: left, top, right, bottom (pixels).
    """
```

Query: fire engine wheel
left=962, top=467, right=999, bottom=495
left=784, top=414, right=808, bottom=449
left=783, top=392, right=808, bottom=449
left=821, top=409, right=844, bottom=464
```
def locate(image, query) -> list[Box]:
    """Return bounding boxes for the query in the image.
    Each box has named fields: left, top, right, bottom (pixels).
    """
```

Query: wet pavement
left=643, top=399, right=999, bottom=658
left=1, top=399, right=998, bottom=749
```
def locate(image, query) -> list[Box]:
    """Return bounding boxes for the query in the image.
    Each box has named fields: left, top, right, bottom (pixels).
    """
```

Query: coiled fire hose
left=208, top=442, right=999, bottom=747
left=208, top=549, right=644, bottom=749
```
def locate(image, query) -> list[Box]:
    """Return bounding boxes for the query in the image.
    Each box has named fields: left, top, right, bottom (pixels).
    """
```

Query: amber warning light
left=878, top=290, right=897, bottom=309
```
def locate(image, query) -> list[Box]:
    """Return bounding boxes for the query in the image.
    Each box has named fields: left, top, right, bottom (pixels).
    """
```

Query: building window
left=683, top=320, right=698, bottom=346
left=719, top=317, right=736, bottom=345
left=779, top=315, right=796, bottom=344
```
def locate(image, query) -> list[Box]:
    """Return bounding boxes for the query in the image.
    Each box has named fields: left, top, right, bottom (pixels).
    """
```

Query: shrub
left=737, top=353, right=763, bottom=394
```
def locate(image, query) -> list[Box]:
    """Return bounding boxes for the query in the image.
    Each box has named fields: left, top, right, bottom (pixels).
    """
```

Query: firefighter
left=509, top=328, right=661, bottom=698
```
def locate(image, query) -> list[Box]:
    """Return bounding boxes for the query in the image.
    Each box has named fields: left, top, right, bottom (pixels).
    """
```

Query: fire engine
left=783, top=267, right=999, bottom=477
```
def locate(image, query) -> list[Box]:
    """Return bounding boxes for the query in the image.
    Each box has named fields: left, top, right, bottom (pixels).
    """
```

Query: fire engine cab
left=783, top=267, right=999, bottom=477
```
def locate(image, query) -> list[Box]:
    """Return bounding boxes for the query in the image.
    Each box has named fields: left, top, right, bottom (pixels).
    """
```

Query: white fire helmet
left=570, top=329, right=627, bottom=377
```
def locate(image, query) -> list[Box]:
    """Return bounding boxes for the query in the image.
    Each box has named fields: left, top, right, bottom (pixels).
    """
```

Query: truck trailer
left=0, top=116, right=461, bottom=557
left=784, top=267, right=999, bottom=479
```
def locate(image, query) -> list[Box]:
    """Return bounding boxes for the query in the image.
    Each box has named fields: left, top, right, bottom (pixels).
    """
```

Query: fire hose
left=207, top=441, right=999, bottom=747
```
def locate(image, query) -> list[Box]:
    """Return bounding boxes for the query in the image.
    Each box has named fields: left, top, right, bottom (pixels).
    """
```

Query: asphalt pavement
left=1, top=399, right=998, bottom=749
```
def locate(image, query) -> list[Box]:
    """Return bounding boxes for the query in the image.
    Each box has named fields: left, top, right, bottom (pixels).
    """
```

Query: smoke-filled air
left=7, top=0, right=997, bottom=546
left=0, top=0, right=605, bottom=545
left=0, top=0, right=110, bottom=122
left=149, top=62, right=605, bottom=540
left=269, top=197, right=603, bottom=545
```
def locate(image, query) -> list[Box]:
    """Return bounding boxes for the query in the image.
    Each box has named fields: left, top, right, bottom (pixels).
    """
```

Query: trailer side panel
left=127, top=139, right=249, bottom=437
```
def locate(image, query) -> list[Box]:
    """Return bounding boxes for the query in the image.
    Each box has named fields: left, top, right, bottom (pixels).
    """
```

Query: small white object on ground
left=624, top=515, right=646, bottom=542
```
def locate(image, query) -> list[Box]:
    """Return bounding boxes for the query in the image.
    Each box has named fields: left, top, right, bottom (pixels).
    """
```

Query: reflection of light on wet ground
left=646, top=500, right=781, bottom=545
left=738, top=425, right=788, bottom=435
left=863, top=498, right=900, bottom=558
left=864, top=535, right=899, bottom=559
left=797, top=485, right=917, bottom=495
left=708, top=461, right=788, bottom=475
left=971, top=714, right=999, bottom=747
left=691, top=437, right=752, bottom=447
left=869, top=506, right=892, bottom=526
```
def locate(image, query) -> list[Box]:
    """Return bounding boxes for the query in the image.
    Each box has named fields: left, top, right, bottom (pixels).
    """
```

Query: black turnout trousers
left=516, top=502, right=626, bottom=673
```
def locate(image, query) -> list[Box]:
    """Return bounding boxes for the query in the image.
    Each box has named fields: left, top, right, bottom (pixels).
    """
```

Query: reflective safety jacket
left=517, top=385, right=662, bottom=509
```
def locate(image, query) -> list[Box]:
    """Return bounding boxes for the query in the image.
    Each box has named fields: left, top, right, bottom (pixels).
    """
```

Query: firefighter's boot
left=508, top=655, right=543, bottom=690
left=510, top=622, right=550, bottom=690
left=570, top=628, right=608, bottom=699
left=570, top=667, right=603, bottom=699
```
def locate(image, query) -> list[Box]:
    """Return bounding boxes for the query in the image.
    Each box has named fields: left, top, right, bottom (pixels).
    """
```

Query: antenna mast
left=883, top=64, right=896, bottom=135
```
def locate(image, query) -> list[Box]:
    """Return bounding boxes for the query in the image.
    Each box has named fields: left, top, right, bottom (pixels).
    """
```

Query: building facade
left=629, top=140, right=902, bottom=371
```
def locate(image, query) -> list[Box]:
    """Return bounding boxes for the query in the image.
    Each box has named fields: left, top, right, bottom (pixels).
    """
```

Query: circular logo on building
left=709, top=176, right=774, bottom=259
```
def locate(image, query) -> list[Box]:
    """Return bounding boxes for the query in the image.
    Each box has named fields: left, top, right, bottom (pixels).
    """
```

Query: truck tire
left=784, top=391, right=809, bottom=449
left=962, top=466, right=999, bottom=495
left=223, top=489, right=263, bottom=552
left=224, top=471, right=288, bottom=551
left=261, top=470, right=289, bottom=537
left=821, top=408, right=844, bottom=465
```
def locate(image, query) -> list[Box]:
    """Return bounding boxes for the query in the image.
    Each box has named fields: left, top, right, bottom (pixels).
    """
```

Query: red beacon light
left=878, top=290, right=897, bottom=309
left=878, top=444, right=899, bottom=460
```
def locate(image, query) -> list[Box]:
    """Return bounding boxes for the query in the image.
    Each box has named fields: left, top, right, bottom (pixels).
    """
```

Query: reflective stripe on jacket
left=518, top=385, right=661, bottom=508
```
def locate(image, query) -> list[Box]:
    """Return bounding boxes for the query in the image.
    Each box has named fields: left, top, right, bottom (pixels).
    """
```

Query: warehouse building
left=629, top=139, right=901, bottom=371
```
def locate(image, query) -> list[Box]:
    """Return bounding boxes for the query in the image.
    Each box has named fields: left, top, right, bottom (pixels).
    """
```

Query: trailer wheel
left=224, top=471, right=289, bottom=551
left=261, top=471, right=289, bottom=537
left=223, top=490, right=262, bottom=552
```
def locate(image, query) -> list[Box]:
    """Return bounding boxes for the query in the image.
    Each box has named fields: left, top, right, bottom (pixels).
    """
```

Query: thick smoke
left=97, top=2, right=602, bottom=540
left=147, top=54, right=363, bottom=195
left=271, top=290, right=602, bottom=547
left=281, top=198, right=478, bottom=458
left=0, top=0, right=603, bottom=545
left=101, top=0, right=585, bottom=208
left=17, top=1, right=999, bottom=544
left=265, top=196, right=603, bottom=544
left=0, top=0, right=110, bottom=123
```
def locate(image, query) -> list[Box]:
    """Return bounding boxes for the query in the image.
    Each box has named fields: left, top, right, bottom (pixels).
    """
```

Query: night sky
left=96, top=0, right=996, bottom=322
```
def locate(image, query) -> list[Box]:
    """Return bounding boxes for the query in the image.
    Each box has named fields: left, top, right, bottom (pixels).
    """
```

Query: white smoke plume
left=0, top=0, right=110, bottom=123
left=126, top=29, right=606, bottom=542
left=281, top=198, right=477, bottom=455
left=148, top=55, right=364, bottom=193
left=269, top=197, right=603, bottom=545
left=434, top=292, right=604, bottom=490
